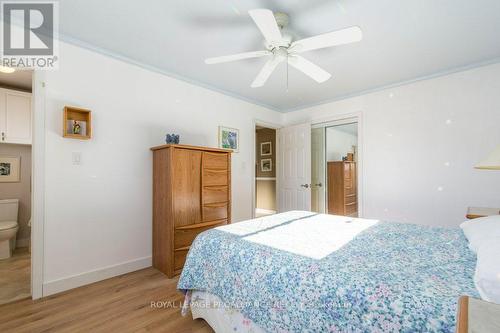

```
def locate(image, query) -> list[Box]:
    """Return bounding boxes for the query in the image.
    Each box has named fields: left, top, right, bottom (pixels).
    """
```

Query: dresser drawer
left=345, top=202, right=357, bottom=216
left=174, top=248, right=189, bottom=272
left=345, top=181, right=355, bottom=196
left=345, top=194, right=356, bottom=205
left=203, top=202, right=228, bottom=221
left=344, top=163, right=353, bottom=180
left=203, top=152, right=228, bottom=170
left=174, top=220, right=227, bottom=249
left=203, top=168, right=228, bottom=186
left=203, top=185, right=229, bottom=204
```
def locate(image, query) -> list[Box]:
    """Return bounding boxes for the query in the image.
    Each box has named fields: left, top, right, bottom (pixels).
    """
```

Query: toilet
left=0, top=199, right=19, bottom=260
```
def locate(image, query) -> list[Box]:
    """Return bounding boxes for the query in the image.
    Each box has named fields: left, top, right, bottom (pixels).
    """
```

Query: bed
left=178, top=211, right=479, bottom=332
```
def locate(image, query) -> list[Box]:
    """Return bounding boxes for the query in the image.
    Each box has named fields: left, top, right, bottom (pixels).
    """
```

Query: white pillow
left=460, top=215, right=500, bottom=253
left=474, top=239, right=500, bottom=304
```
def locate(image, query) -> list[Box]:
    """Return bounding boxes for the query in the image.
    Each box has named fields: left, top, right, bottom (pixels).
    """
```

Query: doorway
left=255, top=126, right=277, bottom=217
left=0, top=69, right=33, bottom=304
left=311, top=120, right=360, bottom=217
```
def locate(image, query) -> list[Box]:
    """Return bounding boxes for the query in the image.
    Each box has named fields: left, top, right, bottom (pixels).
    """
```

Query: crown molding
left=284, top=56, right=500, bottom=113
left=57, top=33, right=281, bottom=113
left=57, top=34, right=500, bottom=114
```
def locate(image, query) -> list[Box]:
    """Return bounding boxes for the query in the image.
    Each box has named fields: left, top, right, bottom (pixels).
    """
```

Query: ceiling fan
left=205, top=9, right=362, bottom=88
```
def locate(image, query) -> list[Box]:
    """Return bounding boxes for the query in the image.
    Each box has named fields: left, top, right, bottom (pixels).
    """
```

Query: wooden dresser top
left=150, top=144, right=232, bottom=153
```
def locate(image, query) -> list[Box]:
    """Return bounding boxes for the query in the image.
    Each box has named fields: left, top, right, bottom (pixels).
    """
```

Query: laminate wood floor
left=0, top=247, right=31, bottom=306
left=0, top=267, right=214, bottom=333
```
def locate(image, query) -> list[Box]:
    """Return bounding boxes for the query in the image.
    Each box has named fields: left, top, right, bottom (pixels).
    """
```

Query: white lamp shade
left=475, top=145, right=500, bottom=170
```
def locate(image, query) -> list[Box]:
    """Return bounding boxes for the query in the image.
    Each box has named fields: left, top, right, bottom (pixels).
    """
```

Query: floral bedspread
left=178, top=211, right=479, bottom=332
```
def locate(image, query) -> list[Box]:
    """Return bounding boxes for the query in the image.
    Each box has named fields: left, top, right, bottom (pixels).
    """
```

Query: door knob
left=300, top=184, right=310, bottom=188
left=314, top=183, right=323, bottom=188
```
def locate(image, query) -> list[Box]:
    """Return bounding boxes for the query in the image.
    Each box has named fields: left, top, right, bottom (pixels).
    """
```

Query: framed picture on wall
left=260, top=142, right=272, bottom=156
left=218, top=126, right=239, bottom=153
left=261, top=158, right=272, bottom=172
left=0, top=156, right=20, bottom=182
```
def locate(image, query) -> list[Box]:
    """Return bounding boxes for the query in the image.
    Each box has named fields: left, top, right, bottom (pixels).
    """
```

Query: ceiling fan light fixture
left=273, top=12, right=289, bottom=29
left=205, top=8, right=362, bottom=88
left=0, top=65, right=16, bottom=74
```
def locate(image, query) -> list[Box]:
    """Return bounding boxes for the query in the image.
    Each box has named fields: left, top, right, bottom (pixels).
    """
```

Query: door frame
left=251, top=119, right=281, bottom=218
left=311, top=126, right=326, bottom=213
left=311, top=112, right=364, bottom=217
left=31, top=70, right=46, bottom=299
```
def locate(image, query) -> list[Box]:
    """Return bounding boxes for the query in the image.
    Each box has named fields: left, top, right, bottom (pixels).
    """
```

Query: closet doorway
left=311, top=119, right=360, bottom=217
left=0, top=70, right=33, bottom=305
left=254, top=125, right=277, bottom=217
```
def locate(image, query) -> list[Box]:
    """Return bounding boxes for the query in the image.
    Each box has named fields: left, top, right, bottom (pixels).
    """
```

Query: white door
left=278, top=123, right=311, bottom=212
left=311, top=127, right=325, bottom=213
left=4, top=91, right=32, bottom=144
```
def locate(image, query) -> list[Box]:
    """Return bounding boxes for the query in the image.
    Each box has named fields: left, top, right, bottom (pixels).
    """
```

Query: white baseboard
left=43, top=256, right=152, bottom=297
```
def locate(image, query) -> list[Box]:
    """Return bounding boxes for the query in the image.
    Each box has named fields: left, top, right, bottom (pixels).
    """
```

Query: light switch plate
left=72, top=152, right=82, bottom=165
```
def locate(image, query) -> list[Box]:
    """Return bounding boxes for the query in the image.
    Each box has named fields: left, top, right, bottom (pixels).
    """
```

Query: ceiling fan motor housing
left=265, top=12, right=293, bottom=50
left=273, top=47, right=289, bottom=61
left=204, top=8, right=362, bottom=88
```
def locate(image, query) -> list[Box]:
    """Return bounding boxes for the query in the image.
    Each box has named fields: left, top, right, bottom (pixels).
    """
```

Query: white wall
left=326, top=126, right=357, bottom=161
left=285, top=63, right=500, bottom=227
left=37, top=42, right=500, bottom=294
left=40, top=42, right=282, bottom=294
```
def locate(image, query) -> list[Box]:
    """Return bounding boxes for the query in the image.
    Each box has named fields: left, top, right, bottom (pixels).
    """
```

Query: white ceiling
left=59, top=0, right=500, bottom=112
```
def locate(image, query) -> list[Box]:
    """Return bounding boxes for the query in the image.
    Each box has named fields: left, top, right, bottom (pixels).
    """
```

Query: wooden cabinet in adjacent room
left=327, top=161, right=358, bottom=217
left=0, top=88, right=32, bottom=145
left=151, top=144, right=231, bottom=278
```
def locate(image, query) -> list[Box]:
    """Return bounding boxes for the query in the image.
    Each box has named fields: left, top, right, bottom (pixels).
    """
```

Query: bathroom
left=0, top=68, right=33, bottom=305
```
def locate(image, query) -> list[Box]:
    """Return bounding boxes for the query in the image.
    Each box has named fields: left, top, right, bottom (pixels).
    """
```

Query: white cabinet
left=0, top=88, right=32, bottom=145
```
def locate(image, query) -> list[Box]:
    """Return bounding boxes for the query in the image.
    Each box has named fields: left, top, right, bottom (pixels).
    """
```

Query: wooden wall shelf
left=63, top=106, right=92, bottom=140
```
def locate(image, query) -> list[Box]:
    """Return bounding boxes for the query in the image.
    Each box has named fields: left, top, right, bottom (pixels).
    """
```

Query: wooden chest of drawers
left=327, top=161, right=358, bottom=217
left=151, top=144, right=231, bottom=277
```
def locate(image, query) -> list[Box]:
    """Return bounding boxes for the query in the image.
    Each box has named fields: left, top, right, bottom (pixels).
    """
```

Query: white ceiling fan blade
left=288, top=55, right=332, bottom=83
left=251, top=57, right=283, bottom=88
left=290, top=26, right=362, bottom=53
left=248, top=9, right=282, bottom=45
left=205, top=50, right=271, bottom=64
